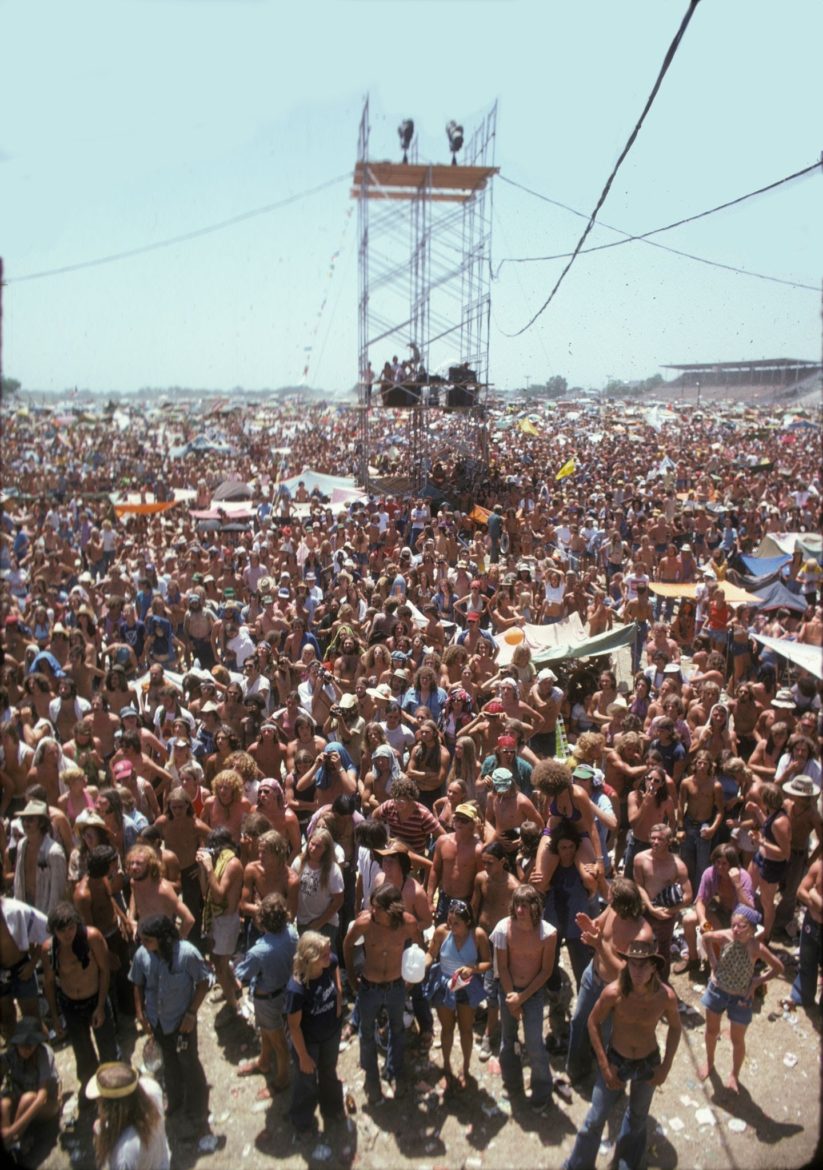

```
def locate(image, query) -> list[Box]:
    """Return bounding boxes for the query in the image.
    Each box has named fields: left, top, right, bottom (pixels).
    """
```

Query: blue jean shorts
left=701, top=979, right=753, bottom=1025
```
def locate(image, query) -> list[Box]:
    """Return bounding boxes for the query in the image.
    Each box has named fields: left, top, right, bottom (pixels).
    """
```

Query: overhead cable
left=6, top=172, right=351, bottom=284
left=502, top=0, right=702, bottom=338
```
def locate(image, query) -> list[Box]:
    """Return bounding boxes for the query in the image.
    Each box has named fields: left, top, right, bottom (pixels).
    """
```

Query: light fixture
left=446, top=120, right=463, bottom=165
left=398, top=119, right=414, bottom=164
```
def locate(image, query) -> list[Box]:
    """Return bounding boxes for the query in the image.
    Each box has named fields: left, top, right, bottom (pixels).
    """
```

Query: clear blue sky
left=2, top=0, right=821, bottom=394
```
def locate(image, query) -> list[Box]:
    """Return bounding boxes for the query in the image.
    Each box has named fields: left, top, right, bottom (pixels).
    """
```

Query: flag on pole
left=519, top=419, right=540, bottom=436
left=555, top=458, right=576, bottom=481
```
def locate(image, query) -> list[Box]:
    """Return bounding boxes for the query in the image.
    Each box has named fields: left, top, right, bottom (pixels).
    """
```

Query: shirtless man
left=490, top=884, right=557, bottom=1111
left=678, top=752, right=724, bottom=891
left=485, top=768, right=542, bottom=863
left=72, top=845, right=133, bottom=1012
left=566, top=877, right=653, bottom=1083
left=528, top=669, right=562, bottom=760
left=0, top=723, right=34, bottom=818
left=202, top=768, right=253, bottom=844
left=197, top=827, right=244, bottom=1020
left=427, top=804, right=484, bottom=924
left=633, top=824, right=692, bottom=981
left=471, top=841, right=519, bottom=1061
left=240, top=829, right=299, bottom=924
left=622, top=583, right=654, bottom=673
left=344, top=884, right=420, bottom=1104
left=41, top=902, right=119, bottom=1095
left=126, top=844, right=194, bottom=939
left=563, top=939, right=681, bottom=1170
left=0, top=895, right=48, bottom=1039
left=772, top=774, right=823, bottom=937
left=153, top=787, right=210, bottom=945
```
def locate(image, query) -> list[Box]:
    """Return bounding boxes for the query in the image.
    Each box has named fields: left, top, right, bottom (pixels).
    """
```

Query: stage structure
left=353, top=97, right=498, bottom=491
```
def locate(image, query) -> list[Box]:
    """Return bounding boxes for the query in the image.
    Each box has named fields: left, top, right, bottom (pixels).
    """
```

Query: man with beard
left=126, top=844, right=194, bottom=939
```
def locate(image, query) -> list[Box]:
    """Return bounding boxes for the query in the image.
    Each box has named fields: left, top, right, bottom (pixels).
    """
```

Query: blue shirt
left=234, top=926, right=298, bottom=996
left=129, top=939, right=211, bottom=1034
left=283, top=955, right=340, bottom=1043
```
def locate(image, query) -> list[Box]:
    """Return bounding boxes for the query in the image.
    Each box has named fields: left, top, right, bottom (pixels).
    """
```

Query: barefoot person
left=424, top=898, right=491, bottom=1090
left=563, top=939, right=682, bottom=1170
left=471, top=841, right=518, bottom=1063
left=234, top=892, right=298, bottom=1096
left=698, top=904, right=784, bottom=1092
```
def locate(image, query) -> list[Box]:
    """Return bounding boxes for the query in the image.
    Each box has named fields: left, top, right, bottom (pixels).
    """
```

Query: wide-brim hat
left=772, top=689, right=796, bottom=710
left=782, top=774, right=820, bottom=798
left=366, top=683, right=393, bottom=702
left=86, top=1062, right=140, bottom=1100
left=20, top=799, right=49, bottom=819
left=617, top=940, right=665, bottom=970
left=375, top=839, right=410, bottom=858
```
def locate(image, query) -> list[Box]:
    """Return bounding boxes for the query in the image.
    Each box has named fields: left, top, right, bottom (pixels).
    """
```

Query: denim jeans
left=791, top=912, right=821, bottom=1006
left=631, top=621, right=649, bottom=672
left=498, top=986, right=551, bottom=1105
left=289, top=1026, right=344, bottom=1132
left=357, top=977, right=406, bottom=1086
left=59, top=992, right=119, bottom=1092
left=564, top=1058, right=657, bottom=1170
left=154, top=1021, right=209, bottom=1121
left=680, top=815, right=714, bottom=892
left=566, top=960, right=609, bottom=1083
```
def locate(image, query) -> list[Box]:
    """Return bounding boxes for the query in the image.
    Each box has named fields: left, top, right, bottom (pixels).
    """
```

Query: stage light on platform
left=446, top=121, right=463, bottom=165
left=398, top=119, right=414, bottom=163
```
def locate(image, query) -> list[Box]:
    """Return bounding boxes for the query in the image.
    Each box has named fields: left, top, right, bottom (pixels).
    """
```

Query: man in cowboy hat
left=563, top=939, right=681, bottom=1170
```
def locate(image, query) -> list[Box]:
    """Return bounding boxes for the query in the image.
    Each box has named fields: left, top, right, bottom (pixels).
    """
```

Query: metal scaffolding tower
left=353, top=98, right=498, bottom=491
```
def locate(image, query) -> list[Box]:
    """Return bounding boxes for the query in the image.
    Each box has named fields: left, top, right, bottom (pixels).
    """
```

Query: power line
left=495, top=160, right=821, bottom=285
left=502, top=0, right=702, bottom=338
left=5, top=172, right=351, bottom=284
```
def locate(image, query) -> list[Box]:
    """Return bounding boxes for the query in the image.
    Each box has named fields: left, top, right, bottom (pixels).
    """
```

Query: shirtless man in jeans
left=490, top=884, right=557, bottom=1113
left=472, top=841, right=518, bottom=1062
left=633, top=824, right=692, bottom=982
left=41, top=902, right=119, bottom=1098
left=344, top=884, right=420, bottom=1105
left=566, top=878, right=653, bottom=1083
left=564, top=939, right=681, bottom=1170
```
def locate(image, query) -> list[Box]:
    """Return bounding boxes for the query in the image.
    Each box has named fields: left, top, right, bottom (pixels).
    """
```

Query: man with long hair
left=87, top=1060, right=170, bottom=1170
left=563, top=940, right=681, bottom=1170
left=128, top=914, right=210, bottom=1139
left=343, top=884, right=419, bottom=1105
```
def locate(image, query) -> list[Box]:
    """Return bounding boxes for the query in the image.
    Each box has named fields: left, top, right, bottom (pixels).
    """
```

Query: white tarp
left=755, top=532, right=822, bottom=561
left=750, top=633, right=823, bottom=680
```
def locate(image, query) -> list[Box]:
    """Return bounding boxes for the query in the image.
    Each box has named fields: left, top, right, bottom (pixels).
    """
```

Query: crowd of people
left=0, top=393, right=821, bottom=1168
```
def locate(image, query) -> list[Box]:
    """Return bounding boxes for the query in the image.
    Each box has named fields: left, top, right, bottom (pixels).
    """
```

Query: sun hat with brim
left=366, top=683, right=393, bottom=702
left=75, top=810, right=108, bottom=832
left=86, top=1062, right=140, bottom=1100
left=375, top=840, right=410, bottom=857
left=782, top=775, right=820, bottom=798
left=20, top=799, right=50, bottom=819
left=772, top=689, right=796, bottom=710
left=572, top=764, right=595, bottom=782
left=616, top=940, right=665, bottom=970
left=11, top=1017, right=46, bottom=1047
left=339, top=693, right=358, bottom=710
left=453, top=803, right=480, bottom=823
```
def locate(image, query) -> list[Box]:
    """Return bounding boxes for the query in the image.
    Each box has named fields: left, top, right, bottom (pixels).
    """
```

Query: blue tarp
left=741, top=554, right=791, bottom=577
left=753, top=579, right=808, bottom=615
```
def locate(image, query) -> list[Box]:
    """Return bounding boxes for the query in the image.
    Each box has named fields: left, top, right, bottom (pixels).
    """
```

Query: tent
left=494, top=616, right=635, bottom=667
left=212, top=480, right=255, bottom=502
left=752, top=579, right=808, bottom=615
left=751, top=633, right=823, bottom=680
left=276, top=468, right=366, bottom=505
left=755, top=533, right=822, bottom=562
left=740, top=554, right=791, bottom=577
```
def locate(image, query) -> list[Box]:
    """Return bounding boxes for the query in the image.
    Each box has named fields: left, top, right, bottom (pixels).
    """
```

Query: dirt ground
left=11, top=933, right=821, bottom=1170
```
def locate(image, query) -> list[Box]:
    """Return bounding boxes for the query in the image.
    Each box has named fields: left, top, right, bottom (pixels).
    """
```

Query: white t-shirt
left=490, top=915, right=556, bottom=979
left=107, top=1076, right=170, bottom=1170
left=292, top=858, right=345, bottom=927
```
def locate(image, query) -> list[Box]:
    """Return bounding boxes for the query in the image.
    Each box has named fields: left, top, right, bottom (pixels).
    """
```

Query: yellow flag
left=519, top=419, right=540, bottom=436
left=555, top=457, right=576, bottom=481
left=470, top=504, right=491, bottom=524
